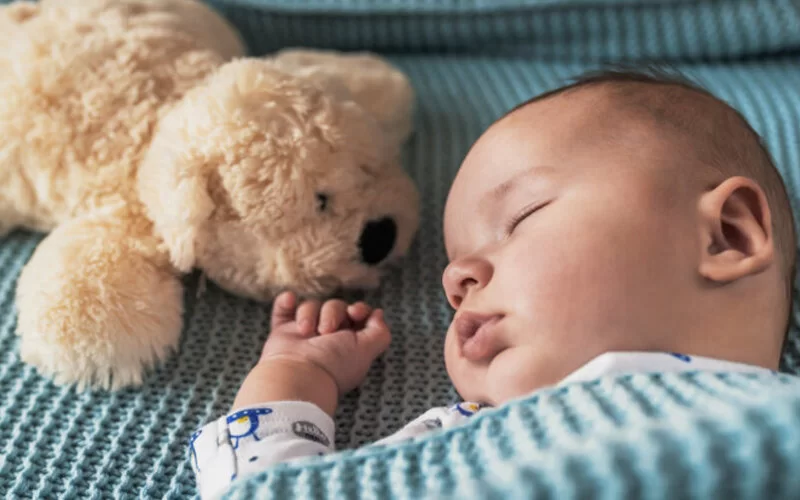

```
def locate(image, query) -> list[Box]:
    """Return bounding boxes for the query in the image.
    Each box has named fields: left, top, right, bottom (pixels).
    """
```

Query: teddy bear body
left=0, top=0, right=239, bottom=232
left=0, top=0, right=419, bottom=389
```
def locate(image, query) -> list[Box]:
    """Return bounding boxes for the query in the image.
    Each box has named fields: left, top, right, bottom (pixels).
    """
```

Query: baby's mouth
left=453, top=312, right=505, bottom=362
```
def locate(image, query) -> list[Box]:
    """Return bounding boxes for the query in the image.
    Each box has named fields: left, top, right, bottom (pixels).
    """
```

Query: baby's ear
left=697, top=176, right=775, bottom=283
left=138, top=111, right=215, bottom=273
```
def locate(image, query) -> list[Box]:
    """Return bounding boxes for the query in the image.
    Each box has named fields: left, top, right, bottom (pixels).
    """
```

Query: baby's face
left=442, top=90, right=702, bottom=405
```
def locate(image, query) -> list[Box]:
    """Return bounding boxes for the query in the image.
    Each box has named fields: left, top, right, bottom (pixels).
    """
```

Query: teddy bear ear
left=270, top=49, right=415, bottom=146
left=138, top=117, right=215, bottom=273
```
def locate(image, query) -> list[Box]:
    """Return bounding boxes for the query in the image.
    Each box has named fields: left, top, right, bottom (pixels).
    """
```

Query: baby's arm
left=190, top=292, right=391, bottom=499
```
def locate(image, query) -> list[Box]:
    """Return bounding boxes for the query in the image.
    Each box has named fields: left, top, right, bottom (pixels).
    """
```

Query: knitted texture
left=0, top=1, right=800, bottom=499
left=205, top=0, right=800, bottom=59
left=225, top=372, right=800, bottom=499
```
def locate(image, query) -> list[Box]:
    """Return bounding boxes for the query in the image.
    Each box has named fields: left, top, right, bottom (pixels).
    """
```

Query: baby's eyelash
left=505, top=201, right=549, bottom=234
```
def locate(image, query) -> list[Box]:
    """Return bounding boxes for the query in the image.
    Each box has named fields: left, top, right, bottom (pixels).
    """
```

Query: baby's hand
left=262, top=292, right=391, bottom=393
left=232, top=292, right=391, bottom=415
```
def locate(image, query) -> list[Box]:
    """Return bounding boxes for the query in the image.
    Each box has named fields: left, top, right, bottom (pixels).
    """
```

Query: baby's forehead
left=445, top=79, right=748, bottom=252
left=526, top=80, right=751, bottom=159
left=494, top=80, right=764, bottom=197
left=511, top=82, right=721, bottom=143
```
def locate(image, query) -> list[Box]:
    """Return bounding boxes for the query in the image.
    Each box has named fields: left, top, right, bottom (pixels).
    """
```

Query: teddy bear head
left=138, top=59, right=419, bottom=300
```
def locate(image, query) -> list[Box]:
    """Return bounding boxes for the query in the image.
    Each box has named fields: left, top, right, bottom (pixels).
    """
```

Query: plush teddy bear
left=0, top=0, right=419, bottom=390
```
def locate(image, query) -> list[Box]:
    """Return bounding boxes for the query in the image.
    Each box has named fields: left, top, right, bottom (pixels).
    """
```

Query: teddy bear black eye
left=316, top=192, right=330, bottom=212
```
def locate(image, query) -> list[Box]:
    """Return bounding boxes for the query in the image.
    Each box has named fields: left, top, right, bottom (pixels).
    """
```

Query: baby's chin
left=447, top=356, right=534, bottom=406
left=455, top=347, right=570, bottom=406
left=483, top=384, right=538, bottom=407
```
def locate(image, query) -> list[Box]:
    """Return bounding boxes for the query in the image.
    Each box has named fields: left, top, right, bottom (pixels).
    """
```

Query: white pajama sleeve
left=189, top=401, right=335, bottom=500
left=375, top=402, right=487, bottom=446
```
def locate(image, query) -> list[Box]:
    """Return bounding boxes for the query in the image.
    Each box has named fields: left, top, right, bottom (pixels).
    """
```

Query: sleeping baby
left=189, top=70, right=796, bottom=498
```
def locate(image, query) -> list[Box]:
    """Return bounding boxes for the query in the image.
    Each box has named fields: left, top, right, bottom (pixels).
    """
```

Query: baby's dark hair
left=509, top=67, right=797, bottom=342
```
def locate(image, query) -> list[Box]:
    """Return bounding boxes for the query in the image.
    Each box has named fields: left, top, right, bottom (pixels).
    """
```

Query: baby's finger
left=357, top=309, right=391, bottom=358
left=296, top=300, right=322, bottom=335
left=319, top=300, right=348, bottom=334
left=347, top=302, right=372, bottom=324
left=270, top=291, right=297, bottom=329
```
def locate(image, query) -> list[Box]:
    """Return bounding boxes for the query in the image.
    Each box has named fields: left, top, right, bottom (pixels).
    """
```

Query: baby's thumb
left=358, top=309, right=391, bottom=358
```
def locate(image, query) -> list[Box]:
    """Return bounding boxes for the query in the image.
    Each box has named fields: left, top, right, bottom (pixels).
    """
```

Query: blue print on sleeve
left=189, top=429, right=202, bottom=471
left=453, top=402, right=483, bottom=417
left=670, top=353, right=692, bottom=363
left=227, top=408, right=273, bottom=449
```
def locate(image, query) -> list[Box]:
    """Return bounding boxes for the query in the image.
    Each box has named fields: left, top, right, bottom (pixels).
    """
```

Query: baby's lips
left=453, top=313, right=505, bottom=362
left=453, top=312, right=497, bottom=340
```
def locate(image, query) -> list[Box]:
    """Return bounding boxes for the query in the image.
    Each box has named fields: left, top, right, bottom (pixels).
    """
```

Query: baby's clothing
left=189, top=351, right=773, bottom=499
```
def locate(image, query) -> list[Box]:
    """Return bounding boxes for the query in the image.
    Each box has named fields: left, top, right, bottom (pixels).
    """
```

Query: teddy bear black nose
left=359, top=217, right=397, bottom=265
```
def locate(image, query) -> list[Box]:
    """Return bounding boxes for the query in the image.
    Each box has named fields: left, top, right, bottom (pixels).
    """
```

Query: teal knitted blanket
left=1, top=1, right=800, bottom=498
left=226, top=372, right=800, bottom=499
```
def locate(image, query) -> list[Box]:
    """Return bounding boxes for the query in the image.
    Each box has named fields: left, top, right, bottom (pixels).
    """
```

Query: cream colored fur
left=0, top=0, right=419, bottom=390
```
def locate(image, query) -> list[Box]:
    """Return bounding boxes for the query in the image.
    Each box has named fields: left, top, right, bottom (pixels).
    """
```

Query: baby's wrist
left=232, top=357, right=339, bottom=417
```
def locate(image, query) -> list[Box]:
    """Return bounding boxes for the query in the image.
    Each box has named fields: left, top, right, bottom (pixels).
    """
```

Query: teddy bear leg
left=15, top=214, right=184, bottom=390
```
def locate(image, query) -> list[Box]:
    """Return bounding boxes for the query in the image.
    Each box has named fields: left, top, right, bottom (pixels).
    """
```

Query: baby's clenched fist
left=262, top=291, right=392, bottom=394
left=232, top=292, right=391, bottom=415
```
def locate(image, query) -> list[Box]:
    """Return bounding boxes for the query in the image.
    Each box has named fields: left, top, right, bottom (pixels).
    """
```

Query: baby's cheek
left=510, top=232, right=642, bottom=339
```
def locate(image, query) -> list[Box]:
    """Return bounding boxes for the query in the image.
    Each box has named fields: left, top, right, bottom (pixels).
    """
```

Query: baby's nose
left=359, top=217, right=397, bottom=265
left=442, top=255, right=493, bottom=309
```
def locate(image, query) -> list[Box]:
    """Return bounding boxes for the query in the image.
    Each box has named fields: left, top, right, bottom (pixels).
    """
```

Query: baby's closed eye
left=504, top=200, right=551, bottom=235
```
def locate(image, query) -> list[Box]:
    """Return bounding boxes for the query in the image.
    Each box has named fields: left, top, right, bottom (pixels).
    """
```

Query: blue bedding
left=0, top=0, right=799, bottom=498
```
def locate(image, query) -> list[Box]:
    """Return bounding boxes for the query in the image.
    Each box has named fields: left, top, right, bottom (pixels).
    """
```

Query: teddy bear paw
left=16, top=277, right=184, bottom=390
left=15, top=218, right=185, bottom=390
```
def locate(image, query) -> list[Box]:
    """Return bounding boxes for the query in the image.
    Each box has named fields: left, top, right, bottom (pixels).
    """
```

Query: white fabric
left=190, top=401, right=335, bottom=500
left=559, top=351, right=772, bottom=384
left=190, top=351, right=772, bottom=499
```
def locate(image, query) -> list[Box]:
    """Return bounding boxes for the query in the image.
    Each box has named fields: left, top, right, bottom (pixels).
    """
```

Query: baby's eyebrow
left=449, top=165, right=556, bottom=261
left=489, top=177, right=516, bottom=203
left=483, top=165, right=556, bottom=210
